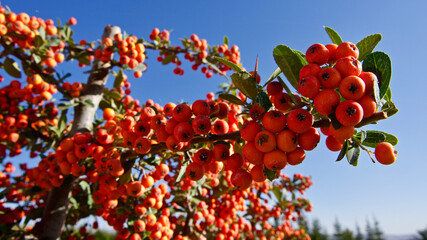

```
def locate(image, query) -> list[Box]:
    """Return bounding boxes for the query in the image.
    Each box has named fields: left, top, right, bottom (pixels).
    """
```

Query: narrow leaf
left=223, top=36, right=229, bottom=45
left=114, top=69, right=124, bottom=90
left=277, top=76, right=298, bottom=105
left=336, top=140, right=349, bottom=162
left=359, top=130, right=367, bottom=143
left=82, top=99, right=95, bottom=108
left=385, top=88, right=392, bottom=102
left=39, top=26, right=46, bottom=40
left=346, top=145, right=360, bottom=166
left=57, top=109, right=68, bottom=137
left=356, top=34, right=382, bottom=61
left=202, top=58, right=223, bottom=75
left=373, top=77, right=381, bottom=106
left=324, top=26, right=343, bottom=45
left=264, top=67, right=282, bottom=87
left=214, top=56, right=243, bottom=72
left=176, top=161, right=189, bottom=183
left=3, top=57, right=21, bottom=78
left=362, top=52, right=392, bottom=100
left=273, top=45, right=305, bottom=90
left=219, top=93, right=246, bottom=106
left=272, top=186, right=282, bottom=202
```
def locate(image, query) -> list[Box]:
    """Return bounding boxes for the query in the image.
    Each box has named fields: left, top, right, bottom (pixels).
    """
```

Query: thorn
left=255, top=55, right=258, bottom=72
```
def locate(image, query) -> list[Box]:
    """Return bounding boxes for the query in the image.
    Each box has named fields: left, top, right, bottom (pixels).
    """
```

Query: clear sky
left=4, top=0, right=427, bottom=236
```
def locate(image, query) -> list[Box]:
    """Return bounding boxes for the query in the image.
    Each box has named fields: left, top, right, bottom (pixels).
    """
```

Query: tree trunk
left=34, top=25, right=121, bottom=240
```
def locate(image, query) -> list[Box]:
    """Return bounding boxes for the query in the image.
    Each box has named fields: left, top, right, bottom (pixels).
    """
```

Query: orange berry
left=263, top=149, right=287, bottom=171
left=375, top=142, right=397, bottom=165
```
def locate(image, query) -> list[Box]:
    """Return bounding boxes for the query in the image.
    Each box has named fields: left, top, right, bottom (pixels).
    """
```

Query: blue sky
left=5, top=0, right=427, bottom=236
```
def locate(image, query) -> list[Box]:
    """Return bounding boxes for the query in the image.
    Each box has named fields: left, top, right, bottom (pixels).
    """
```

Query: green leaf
left=46, top=39, right=62, bottom=47
left=230, top=71, right=258, bottom=100
left=33, top=54, right=41, bottom=64
left=3, top=57, right=22, bottom=78
left=162, top=54, right=175, bottom=65
left=273, top=45, right=306, bottom=90
left=69, top=197, right=79, bottom=208
left=119, top=170, right=132, bottom=185
left=383, top=133, right=398, bottom=146
left=218, top=82, right=230, bottom=89
left=256, top=91, right=272, bottom=111
left=114, top=69, right=124, bottom=90
left=362, top=52, right=392, bottom=100
left=144, top=156, right=161, bottom=166
left=133, top=62, right=147, bottom=72
left=263, top=166, right=277, bottom=181
left=346, top=144, right=360, bottom=166
left=57, top=109, right=68, bottom=137
left=57, top=102, right=78, bottom=111
left=39, top=26, right=46, bottom=40
left=218, top=93, right=246, bottom=106
left=293, top=50, right=308, bottom=65
left=34, top=35, right=45, bottom=48
left=356, top=34, right=382, bottom=61
left=214, top=56, right=243, bottom=72
left=373, top=77, right=381, bottom=106
left=104, top=90, right=122, bottom=100
left=328, top=112, right=342, bottom=130
left=176, top=161, right=189, bottom=183
left=358, top=130, right=386, bottom=148
left=385, top=88, right=392, bottom=102
left=381, top=101, right=399, bottom=117
left=272, top=185, right=282, bottom=202
left=202, top=58, right=223, bottom=75
left=359, top=130, right=367, bottom=143
left=336, top=140, right=349, bottom=162
left=82, top=99, right=95, bottom=108
left=324, top=26, right=343, bottom=45
left=79, top=181, right=90, bottom=192
left=264, top=67, right=282, bottom=87
left=77, top=55, right=91, bottom=65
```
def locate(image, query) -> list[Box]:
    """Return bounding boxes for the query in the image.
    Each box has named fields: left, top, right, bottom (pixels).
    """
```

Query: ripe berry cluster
left=93, top=33, right=147, bottom=79
left=300, top=42, right=379, bottom=151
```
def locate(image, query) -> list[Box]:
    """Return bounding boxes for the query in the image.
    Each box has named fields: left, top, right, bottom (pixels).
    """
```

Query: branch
left=34, top=25, right=121, bottom=240
left=312, top=112, right=388, bottom=128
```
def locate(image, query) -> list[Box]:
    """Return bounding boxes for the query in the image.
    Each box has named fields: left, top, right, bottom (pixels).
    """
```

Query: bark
left=34, top=25, right=121, bottom=240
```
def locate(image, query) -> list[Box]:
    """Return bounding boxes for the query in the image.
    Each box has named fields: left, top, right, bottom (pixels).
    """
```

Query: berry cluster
left=298, top=42, right=379, bottom=152
left=93, top=33, right=147, bottom=78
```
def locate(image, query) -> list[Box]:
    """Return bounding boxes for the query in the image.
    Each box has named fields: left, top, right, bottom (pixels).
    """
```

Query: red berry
left=286, top=109, right=313, bottom=134
left=335, top=100, right=364, bottom=126
left=305, top=43, right=329, bottom=65
left=298, top=75, right=320, bottom=98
